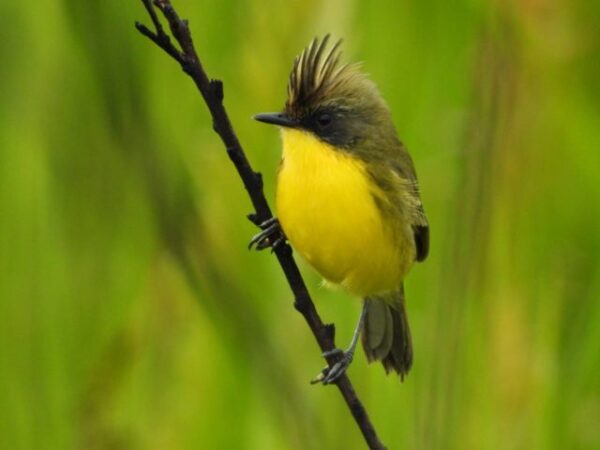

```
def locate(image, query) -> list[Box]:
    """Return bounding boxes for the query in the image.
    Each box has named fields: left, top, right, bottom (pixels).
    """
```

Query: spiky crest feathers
left=285, top=35, right=374, bottom=116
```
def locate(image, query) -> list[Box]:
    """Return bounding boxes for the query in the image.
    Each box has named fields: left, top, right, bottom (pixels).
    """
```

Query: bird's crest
left=286, top=35, right=355, bottom=114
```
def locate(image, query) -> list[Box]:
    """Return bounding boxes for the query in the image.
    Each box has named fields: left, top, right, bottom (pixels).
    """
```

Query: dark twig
left=135, top=1, right=386, bottom=448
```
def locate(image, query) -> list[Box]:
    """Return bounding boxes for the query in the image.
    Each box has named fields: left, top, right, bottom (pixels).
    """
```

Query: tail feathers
left=361, top=287, right=413, bottom=380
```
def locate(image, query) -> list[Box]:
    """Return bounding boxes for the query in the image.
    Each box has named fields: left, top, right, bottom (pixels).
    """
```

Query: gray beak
left=253, top=112, right=297, bottom=128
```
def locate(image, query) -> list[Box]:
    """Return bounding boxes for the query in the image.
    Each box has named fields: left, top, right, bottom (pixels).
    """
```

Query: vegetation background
left=1, top=0, right=599, bottom=449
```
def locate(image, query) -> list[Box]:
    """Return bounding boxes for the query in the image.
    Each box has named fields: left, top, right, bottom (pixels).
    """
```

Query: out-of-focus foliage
left=1, top=0, right=599, bottom=449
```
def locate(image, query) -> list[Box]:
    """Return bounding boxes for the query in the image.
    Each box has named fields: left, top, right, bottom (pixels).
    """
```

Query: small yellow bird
left=251, top=35, right=428, bottom=383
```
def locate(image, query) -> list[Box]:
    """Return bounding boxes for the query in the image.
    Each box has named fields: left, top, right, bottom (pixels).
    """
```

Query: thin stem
left=134, top=2, right=387, bottom=448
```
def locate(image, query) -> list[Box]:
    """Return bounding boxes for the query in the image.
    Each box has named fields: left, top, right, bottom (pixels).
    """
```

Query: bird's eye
left=316, top=113, right=332, bottom=128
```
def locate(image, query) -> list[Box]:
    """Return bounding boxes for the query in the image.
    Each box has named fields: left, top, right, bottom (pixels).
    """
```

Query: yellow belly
left=276, top=129, right=411, bottom=297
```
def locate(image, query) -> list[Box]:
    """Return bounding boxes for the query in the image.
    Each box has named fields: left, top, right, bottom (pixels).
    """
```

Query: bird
left=250, top=35, right=428, bottom=384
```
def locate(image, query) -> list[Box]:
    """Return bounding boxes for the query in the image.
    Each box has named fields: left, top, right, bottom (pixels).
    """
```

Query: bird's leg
left=312, top=301, right=368, bottom=385
left=248, top=216, right=286, bottom=252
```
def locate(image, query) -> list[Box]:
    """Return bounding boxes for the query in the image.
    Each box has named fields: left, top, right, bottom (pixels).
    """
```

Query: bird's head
left=255, top=35, right=392, bottom=150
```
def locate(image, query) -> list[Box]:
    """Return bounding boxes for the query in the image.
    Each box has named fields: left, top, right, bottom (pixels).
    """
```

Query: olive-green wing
left=393, top=140, right=429, bottom=262
left=372, top=140, right=429, bottom=262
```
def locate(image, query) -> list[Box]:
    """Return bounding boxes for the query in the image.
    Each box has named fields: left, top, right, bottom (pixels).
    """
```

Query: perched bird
left=251, top=35, right=428, bottom=384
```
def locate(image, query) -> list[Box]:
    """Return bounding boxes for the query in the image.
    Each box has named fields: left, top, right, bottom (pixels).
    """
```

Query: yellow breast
left=276, top=129, right=410, bottom=297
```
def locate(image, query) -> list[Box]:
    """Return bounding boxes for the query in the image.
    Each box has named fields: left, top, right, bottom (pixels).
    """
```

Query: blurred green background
left=1, top=0, right=599, bottom=449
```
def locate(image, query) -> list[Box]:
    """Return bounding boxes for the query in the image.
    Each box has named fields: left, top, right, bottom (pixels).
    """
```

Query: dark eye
left=316, top=113, right=332, bottom=128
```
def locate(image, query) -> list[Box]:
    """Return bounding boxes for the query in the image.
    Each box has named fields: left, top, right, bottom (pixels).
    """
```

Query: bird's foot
left=311, top=347, right=355, bottom=385
left=248, top=217, right=286, bottom=252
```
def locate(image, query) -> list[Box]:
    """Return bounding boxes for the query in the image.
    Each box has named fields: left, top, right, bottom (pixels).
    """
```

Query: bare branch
left=135, top=2, right=387, bottom=448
